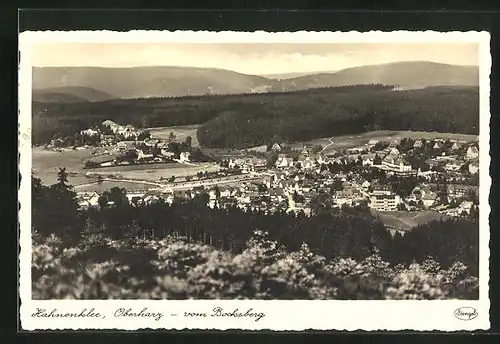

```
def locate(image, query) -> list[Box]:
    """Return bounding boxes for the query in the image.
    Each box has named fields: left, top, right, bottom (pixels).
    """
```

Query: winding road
left=321, top=138, right=336, bottom=153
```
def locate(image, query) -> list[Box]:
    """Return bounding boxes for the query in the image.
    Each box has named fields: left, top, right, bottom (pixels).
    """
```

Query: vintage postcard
left=19, top=30, right=491, bottom=331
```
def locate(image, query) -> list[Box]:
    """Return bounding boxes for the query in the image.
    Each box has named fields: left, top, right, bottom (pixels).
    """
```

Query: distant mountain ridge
left=32, top=66, right=274, bottom=99
left=278, top=62, right=479, bottom=91
left=32, top=61, right=479, bottom=100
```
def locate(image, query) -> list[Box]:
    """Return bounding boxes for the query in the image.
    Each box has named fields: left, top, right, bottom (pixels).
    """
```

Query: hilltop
left=278, top=62, right=479, bottom=91
left=32, top=62, right=478, bottom=100
left=32, top=66, right=275, bottom=99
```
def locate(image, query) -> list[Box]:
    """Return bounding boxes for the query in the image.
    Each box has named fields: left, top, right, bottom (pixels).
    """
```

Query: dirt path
left=321, top=138, right=335, bottom=153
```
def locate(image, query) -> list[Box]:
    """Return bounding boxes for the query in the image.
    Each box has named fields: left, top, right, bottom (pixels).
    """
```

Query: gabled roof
left=468, top=146, right=479, bottom=154
left=459, top=200, right=473, bottom=208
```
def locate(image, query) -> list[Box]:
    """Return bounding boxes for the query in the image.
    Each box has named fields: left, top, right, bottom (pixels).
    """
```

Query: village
left=73, top=120, right=480, bottom=230
left=57, top=120, right=198, bottom=169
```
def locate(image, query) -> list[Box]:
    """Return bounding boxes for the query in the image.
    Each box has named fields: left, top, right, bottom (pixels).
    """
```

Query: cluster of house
left=84, top=121, right=194, bottom=168
left=77, top=136, right=480, bottom=219
left=77, top=120, right=147, bottom=147
left=406, top=183, right=479, bottom=216
left=76, top=170, right=477, bottom=219
left=226, top=157, right=268, bottom=173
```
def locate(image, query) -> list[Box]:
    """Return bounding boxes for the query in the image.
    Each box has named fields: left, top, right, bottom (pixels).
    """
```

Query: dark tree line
left=197, top=86, right=479, bottom=148
left=32, top=85, right=478, bottom=146
left=32, top=170, right=83, bottom=239
left=32, top=172, right=479, bottom=274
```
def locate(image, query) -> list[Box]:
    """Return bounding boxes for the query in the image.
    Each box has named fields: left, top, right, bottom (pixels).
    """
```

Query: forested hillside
left=197, top=85, right=479, bottom=148
left=32, top=85, right=479, bottom=147
left=31, top=175, right=479, bottom=300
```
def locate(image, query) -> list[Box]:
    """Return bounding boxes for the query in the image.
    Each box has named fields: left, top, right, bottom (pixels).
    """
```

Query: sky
left=31, top=43, right=479, bottom=75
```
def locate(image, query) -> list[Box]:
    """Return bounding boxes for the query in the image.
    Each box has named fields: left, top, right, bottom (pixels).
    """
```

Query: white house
left=141, top=193, right=162, bottom=205
left=300, top=147, right=310, bottom=156
left=80, top=128, right=99, bottom=137
left=458, top=200, right=474, bottom=214
left=369, top=194, right=400, bottom=212
left=381, top=149, right=412, bottom=172
left=179, top=151, right=191, bottom=163
left=362, top=157, right=374, bottom=166
left=299, top=156, right=316, bottom=169
left=466, top=146, right=479, bottom=160
left=422, top=191, right=438, bottom=208
left=229, top=158, right=246, bottom=169
left=117, top=141, right=135, bottom=151
left=433, top=141, right=443, bottom=149
left=275, top=155, right=294, bottom=168
left=271, top=143, right=282, bottom=152
left=102, top=120, right=124, bottom=134
left=219, top=187, right=234, bottom=198
left=137, top=149, right=153, bottom=160
left=444, top=161, right=463, bottom=172
left=316, top=154, right=331, bottom=165
left=77, top=192, right=100, bottom=208
left=372, top=184, right=393, bottom=196
left=160, top=149, right=175, bottom=158
left=413, top=139, right=423, bottom=149
left=451, top=141, right=463, bottom=150
left=102, top=120, right=117, bottom=127
left=469, top=162, right=479, bottom=175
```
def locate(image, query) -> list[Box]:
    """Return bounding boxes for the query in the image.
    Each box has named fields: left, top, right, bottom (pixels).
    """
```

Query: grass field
left=373, top=210, right=450, bottom=231
left=32, top=147, right=96, bottom=185
left=148, top=125, right=200, bottom=147
left=33, top=146, right=220, bottom=186
left=85, top=163, right=221, bottom=182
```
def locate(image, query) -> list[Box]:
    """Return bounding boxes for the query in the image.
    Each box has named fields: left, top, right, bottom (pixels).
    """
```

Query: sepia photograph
left=19, top=30, right=490, bottom=330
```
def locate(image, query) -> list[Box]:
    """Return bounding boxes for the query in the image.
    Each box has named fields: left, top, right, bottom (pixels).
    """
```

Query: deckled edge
left=18, top=30, right=491, bottom=331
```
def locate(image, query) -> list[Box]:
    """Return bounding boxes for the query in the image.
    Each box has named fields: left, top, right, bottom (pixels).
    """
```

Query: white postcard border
left=18, top=30, right=491, bottom=331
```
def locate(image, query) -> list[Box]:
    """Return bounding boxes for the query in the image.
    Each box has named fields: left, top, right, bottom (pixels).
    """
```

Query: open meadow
left=148, top=125, right=200, bottom=147
left=373, top=210, right=450, bottom=231
left=33, top=146, right=221, bottom=191
left=84, top=162, right=221, bottom=182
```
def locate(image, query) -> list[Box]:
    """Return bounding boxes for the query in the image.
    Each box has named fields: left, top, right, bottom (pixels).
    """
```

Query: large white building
left=275, top=154, right=294, bottom=168
left=381, top=148, right=412, bottom=172
left=80, top=128, right=99, bottom=137
left=179, top=151, right=191, bottom=163
left=370, top=193, right=401, bottom=212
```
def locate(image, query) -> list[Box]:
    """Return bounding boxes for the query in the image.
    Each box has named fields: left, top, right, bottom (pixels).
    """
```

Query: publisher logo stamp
left=454, top=307, right=478, bottom=321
